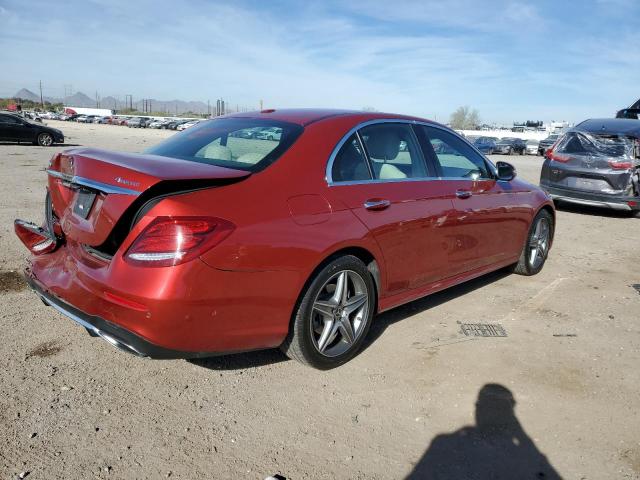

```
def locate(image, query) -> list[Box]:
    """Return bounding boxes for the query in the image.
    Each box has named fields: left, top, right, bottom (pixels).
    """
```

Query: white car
left=177, top=120, right=200, bottom=131
left=148, top=119, right=164, bottom=129
left=525, top=140, right=539, bottom=155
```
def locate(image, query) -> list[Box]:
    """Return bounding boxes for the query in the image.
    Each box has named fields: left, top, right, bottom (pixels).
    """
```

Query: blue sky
left=0, top=0, right=638, bottom=123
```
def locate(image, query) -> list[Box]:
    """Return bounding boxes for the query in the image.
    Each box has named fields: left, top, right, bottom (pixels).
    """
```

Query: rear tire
left=280, top=255, right=375, bottom=369
left=37, top=133, right=53, bottom=146
left=512, top=209, right=553, bottom=276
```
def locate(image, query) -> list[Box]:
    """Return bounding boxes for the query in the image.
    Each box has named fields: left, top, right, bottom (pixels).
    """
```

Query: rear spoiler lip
left=47, top=169, right=141, bottom=195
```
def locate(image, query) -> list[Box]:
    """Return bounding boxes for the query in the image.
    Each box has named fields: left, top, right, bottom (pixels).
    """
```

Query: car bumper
left=541, top=184, right=638, bottom=211
left=26, top=274, right=206, bottom=359
left=23, top=241, right=297, bottom=358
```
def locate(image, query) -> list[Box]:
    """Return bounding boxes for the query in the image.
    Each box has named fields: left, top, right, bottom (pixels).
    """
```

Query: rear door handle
left=455, top=190, right=472, bottom=199
left=364, top=199, right=391, bottom=211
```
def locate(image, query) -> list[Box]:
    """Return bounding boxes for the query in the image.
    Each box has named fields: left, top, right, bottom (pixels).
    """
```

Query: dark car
left=540, top=118, right=640, bottom=212
left=494, top=137, right=526, bottom=155
left=167, top=120, right=190, bottom=130
left=127, top=117, right=148, bottom=128
left=0, top=112, right=64, bottom=146
left=473, top=136, right=498, bottom=154
left=537, top=134, right=560, bottom=155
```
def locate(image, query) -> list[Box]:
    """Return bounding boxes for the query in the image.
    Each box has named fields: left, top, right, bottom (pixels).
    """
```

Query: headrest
left=365, top=129, right=402, bottom=160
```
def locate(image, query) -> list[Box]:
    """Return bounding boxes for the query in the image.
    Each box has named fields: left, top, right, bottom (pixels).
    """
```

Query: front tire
left=37, top=133, right=53, bottom=146
left=512, top=209, right=553, bottom=275
left=281, top=255, right=375, bottom=369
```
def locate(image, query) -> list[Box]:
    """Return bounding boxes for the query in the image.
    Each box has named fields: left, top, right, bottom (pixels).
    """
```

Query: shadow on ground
left=191, top=268, right=512, bottom=371
left=406, top=384, right=562, bottom=479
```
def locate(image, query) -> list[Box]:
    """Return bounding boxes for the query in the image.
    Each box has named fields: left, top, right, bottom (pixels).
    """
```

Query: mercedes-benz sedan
left=15, top=109, right=554, bottom=369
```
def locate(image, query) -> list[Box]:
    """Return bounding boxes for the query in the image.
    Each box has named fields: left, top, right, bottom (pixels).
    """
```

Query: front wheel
left=37, top=133, right=53, bottom=146
left=281, top=255, right=375, bottom=369
left=512, top=209, right=553, bottom=275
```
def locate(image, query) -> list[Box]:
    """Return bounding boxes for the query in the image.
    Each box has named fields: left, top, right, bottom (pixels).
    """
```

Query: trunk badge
left=115, top=177, right=141, bottom=187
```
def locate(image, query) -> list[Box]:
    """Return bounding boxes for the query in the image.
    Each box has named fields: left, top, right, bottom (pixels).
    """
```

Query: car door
left=327, top=122, right=456, bottom=294
left=0, top=114, right=28, bottom=141
left=420, top=125, right=525, bottom=275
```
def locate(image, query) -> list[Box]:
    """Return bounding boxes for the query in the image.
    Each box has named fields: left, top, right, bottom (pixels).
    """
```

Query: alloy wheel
left=39, top=133, right=53, bottom=146
left=310, top=270, right=369, bottom=357
left=528, top=217, right=550, bottom=269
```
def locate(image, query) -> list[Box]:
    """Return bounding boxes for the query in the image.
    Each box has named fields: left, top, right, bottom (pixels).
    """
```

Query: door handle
left=364, top=199, right=391, bottom=211
left=455, top=190, right=472, bottom=199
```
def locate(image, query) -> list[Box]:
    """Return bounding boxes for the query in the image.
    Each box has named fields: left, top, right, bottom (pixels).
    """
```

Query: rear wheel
left=512, top=210, right=553, bottom=275
left=281, top=255, right=375, bottom=369
left=36, top=133, right=53, bottom=146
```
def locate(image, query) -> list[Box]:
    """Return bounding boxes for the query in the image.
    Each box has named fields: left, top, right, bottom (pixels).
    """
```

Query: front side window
left=422, top=126, right=492, bottom=180
left=359, top=123, right=427, bottom=180
left=0, top=115, right=21, bottom=125
left=145, top=118, right=304, bottom=172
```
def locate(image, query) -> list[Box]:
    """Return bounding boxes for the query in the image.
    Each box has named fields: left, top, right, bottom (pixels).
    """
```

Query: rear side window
left=331, top=134, right=372, bottom=182
left=145, top=118, right=304, bottom=172
left=359, top=123, right=428, bottom=179
left=422, top=126, right=492, bottom=179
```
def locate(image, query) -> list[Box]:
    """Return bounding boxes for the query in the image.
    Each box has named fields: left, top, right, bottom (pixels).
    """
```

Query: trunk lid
left=47, top=147, right=251, bottom=246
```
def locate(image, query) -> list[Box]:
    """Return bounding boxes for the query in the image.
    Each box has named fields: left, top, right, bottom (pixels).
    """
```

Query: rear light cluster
left=124, top=216, right=234, bottom=267
left=547, top=151, right=571, bottom=163
left=607, top=160, right=633, bottom=170
left=14, top=220, right=58, bottom=255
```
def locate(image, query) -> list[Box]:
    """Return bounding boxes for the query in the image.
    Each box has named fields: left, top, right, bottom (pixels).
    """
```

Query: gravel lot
left=1, top=121, right=639, bottom=479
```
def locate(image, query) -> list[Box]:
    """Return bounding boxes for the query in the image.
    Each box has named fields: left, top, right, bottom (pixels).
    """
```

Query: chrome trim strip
left=73, top=176, right=141, bottom=195
left=36, top=291, right=145, bottom=356
left=549, top=194, right=632, bottom=211
left=325, top=118, right=498, bottom=186
left=46, top=169, right=140, bottom=195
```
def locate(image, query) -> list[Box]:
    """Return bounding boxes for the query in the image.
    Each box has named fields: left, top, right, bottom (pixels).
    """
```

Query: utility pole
left=95, top=91, right=100, bottom=108
left=39, top=80, right=44, bottom=110
left=207, top=100, right=210, bottom=117
left=260, top=99, right=263, bottom=111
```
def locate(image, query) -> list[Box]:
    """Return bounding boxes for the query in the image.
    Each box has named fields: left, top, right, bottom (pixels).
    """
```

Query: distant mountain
left=65, top=91, right=95, bottom=107
left=14, top=88, right=40, bottom=102
left=11, top=87, right=215, bottom=114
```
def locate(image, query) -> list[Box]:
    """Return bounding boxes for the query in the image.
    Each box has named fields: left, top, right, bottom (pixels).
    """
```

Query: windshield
left=145, top=118, right=304, bottom=172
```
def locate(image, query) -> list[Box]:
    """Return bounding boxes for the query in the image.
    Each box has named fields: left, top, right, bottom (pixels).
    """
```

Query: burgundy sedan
left=15, top=109, right=554, bottom=369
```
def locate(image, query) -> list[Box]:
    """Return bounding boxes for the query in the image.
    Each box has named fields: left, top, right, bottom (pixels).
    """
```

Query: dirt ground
left=1, top=121, right=639, bottom=480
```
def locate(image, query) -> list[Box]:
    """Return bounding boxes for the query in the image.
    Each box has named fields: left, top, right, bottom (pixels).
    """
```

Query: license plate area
left=73, top=189, right=96, bottom=219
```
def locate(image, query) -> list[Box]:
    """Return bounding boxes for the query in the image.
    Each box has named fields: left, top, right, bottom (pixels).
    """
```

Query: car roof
left=223, top=108, right=436, bottom=127
left=573, top=118, right=640, bottom=136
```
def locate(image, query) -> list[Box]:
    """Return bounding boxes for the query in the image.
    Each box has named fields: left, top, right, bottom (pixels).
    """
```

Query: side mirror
left=496, top=161, right=516, bottom=181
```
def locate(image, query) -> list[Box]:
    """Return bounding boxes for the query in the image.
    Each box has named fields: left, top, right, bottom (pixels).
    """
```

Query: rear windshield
left=145, top=118, right=304, bottom=172
left=556, top=132, right=638, bottom=159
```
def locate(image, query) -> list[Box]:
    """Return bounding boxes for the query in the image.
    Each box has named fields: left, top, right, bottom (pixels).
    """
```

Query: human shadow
left=406, top=384, right=562, bottom=480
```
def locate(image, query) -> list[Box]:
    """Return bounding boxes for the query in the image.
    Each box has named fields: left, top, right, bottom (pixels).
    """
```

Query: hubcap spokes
left=528, top=218, right=549, bottom=268
left=311, top=270, right=368, bottom=357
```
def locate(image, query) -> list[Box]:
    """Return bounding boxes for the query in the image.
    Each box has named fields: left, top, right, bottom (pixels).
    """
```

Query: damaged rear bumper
left=26, top=274, right=216, bottom=359
left=542, top=184, right=638, bottom=211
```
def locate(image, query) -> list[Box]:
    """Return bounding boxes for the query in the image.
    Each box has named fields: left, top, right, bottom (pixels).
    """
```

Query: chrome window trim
left=46, top=169, right=141, bottom=195
left=325, top=118, right=498, bottom=186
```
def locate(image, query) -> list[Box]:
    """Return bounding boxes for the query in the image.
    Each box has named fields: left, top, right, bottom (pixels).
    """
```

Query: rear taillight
left=608, top=159, right=633, bottom=170
left=124, top=216, right=234, bottom=267
left=548, top=151, right=571, bottom=163
left=14, top=220, right=58, bottom=255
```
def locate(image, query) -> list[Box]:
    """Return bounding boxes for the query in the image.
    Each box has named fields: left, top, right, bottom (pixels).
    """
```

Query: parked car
left=166, top=120, right=189, bottom=130
left=540, top=118, right=640, bottom=213
left=147, top=119, right=165, bottom=129
left=537, top=134, right=560, bottom=155
left=14, top=109, right=554, bottom=369
left=256, top=127, right=282, bottom=141
left=177, top=120, right=200, bottom=131
left=127, top=117, right=148, bottom=128
left=0, top=112, right=64, bottom=146
left=494, top=137, right=526, bottom=155
left=525, top=140, right=539, bottom=155
left=473, top=136, right=498, bottom=154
